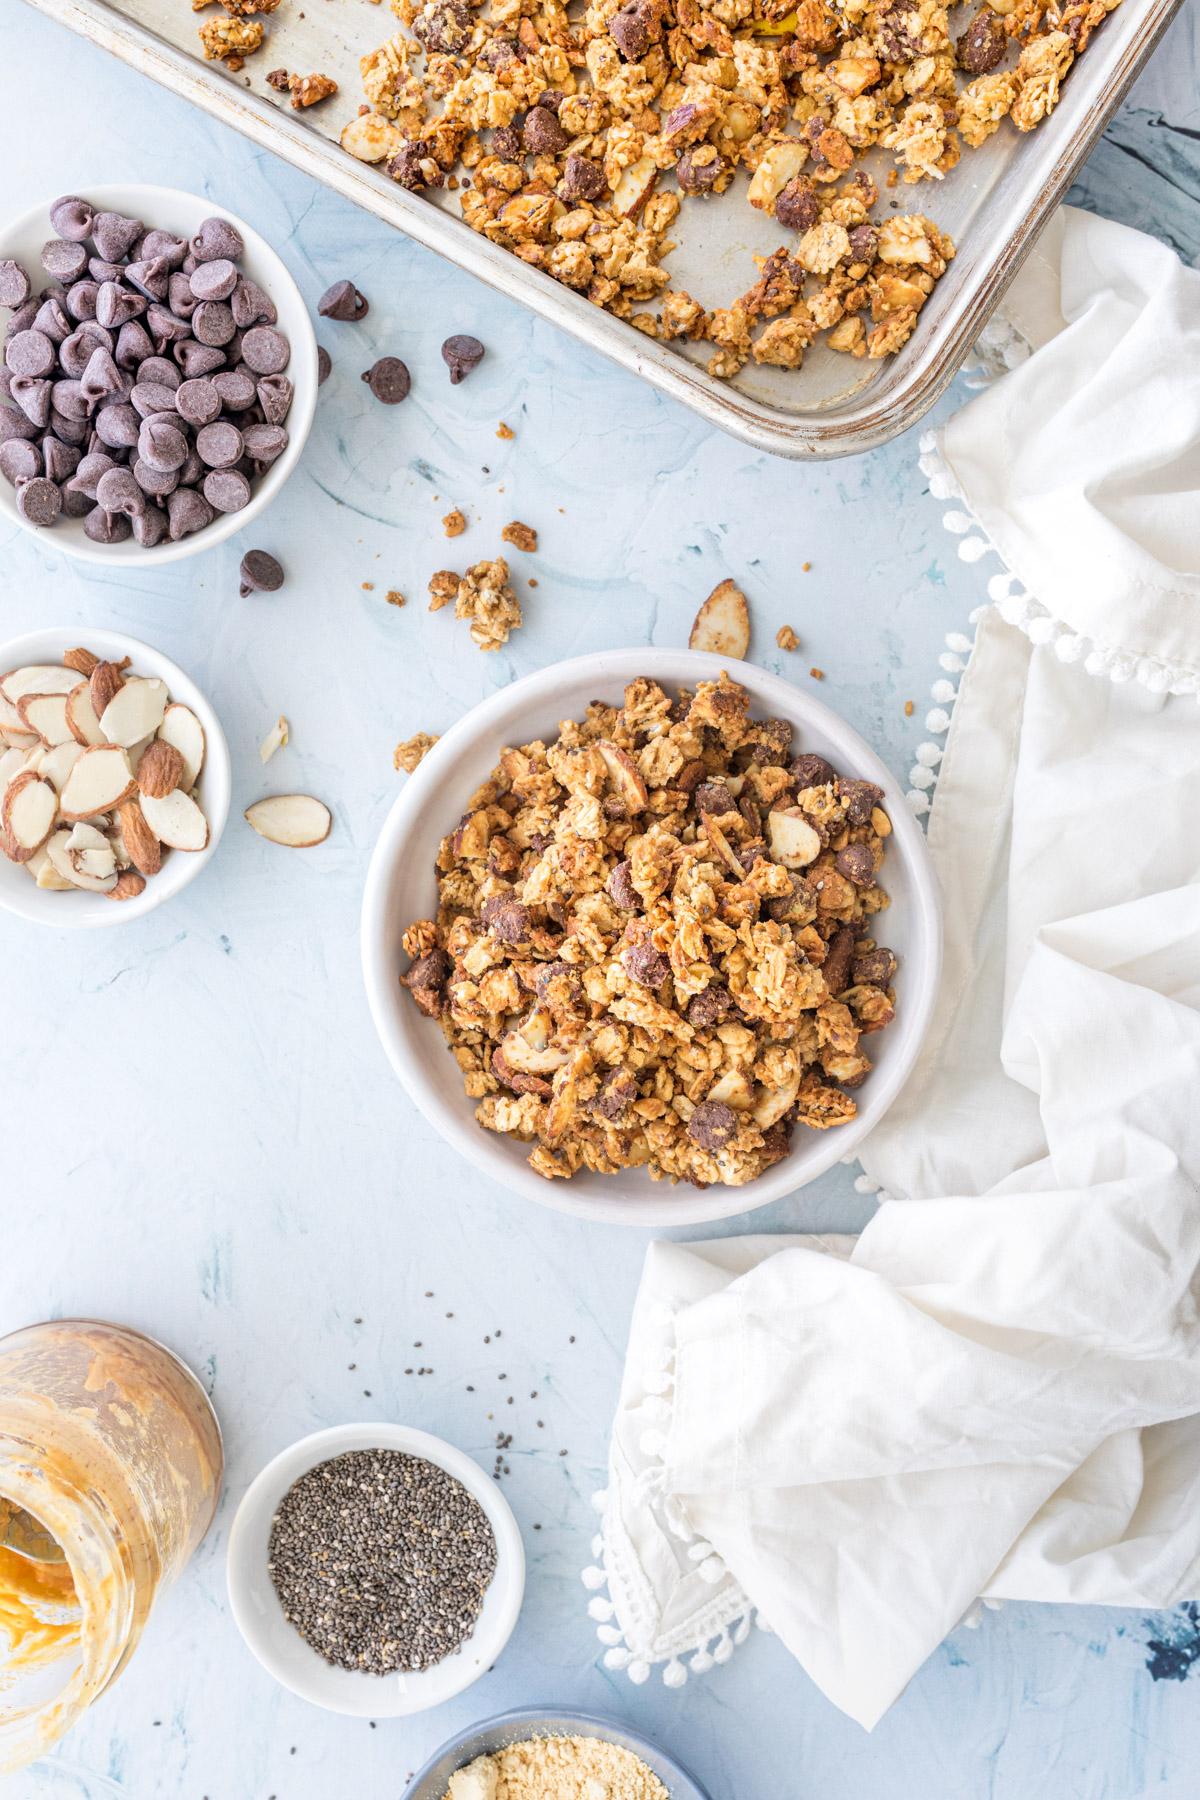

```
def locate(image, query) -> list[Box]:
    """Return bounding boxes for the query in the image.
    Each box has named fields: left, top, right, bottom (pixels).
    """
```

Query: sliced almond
left=65, top=821, right=117, bottom=884
left=747, top=138, right=809, bottom=212
left=1, top=770, right=58, bottom=862
left=157, top=704, right=205, bottom=789
left=707, top=1069, right=755, bottom=1110
left=139, top=788, right=209, bottom=852
left=89, top=660, right=126, bottom=720
left=245, top=794, right=331, bottom=849
left=689, top=579, right=751, bottom=660
left=500, top=1008, right=569, bottom=1074
left=65, top=681, right=104, bottom=747
left=0, top=746, right=27, bottom=793
left=117, top=799, right=162, bottom=877
left=137, top=738, right=185, bottom=799
left=612, top=155, right=658, bottom=219
left=45, top=825, right=118, bottom=894
left=752, top=1071, right=801, bottom=1128
left=767, top=807, right=822, bottom=868
left=38, top=740, right=84, bottom=795
left=59, top=746, right=136, bottom=821
left=108, top=869, right=147, bottom=902
left=1, top=665, right=78, bottom=704
left=596, top=741, right=649, bottom=814
left=99, top=676, right=168, bottom=749
left=0, top=725, right=38, bottom=752
left=259, top=715, right=289, bottom=764
left=0, top=691, right=26, bottom=738
left=26, top=842, right=73, bottom=890
left=17, top=691, right=74, bottom=747
left=63, top=646, right=100, bottom=678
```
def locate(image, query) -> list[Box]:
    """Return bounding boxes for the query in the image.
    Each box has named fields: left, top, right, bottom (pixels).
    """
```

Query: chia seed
left=267, top=1449, right=497, bottom=1675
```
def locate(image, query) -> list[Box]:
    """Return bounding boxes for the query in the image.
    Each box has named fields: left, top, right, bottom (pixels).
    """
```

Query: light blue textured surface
left=3, top=3, right=1199, bottom=1795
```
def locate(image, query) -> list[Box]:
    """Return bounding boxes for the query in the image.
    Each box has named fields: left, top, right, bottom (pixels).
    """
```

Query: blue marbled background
left=3, top=2, right=1200, bottom=1794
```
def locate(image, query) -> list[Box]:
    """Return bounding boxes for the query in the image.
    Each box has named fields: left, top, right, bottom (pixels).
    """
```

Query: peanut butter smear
left=0, top=1541, right=81, bottom=1684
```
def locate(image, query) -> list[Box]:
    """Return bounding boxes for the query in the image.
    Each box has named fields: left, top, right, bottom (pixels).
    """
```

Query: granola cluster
left=400, top=674, right=900, bottom=1187
left=341, top=0, right=1124, bottom=378
left=428, top=556, right=524, bottom=649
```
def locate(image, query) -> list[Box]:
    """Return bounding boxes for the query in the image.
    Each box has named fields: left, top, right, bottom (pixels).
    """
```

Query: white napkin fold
left=590, top=208, right=1200, bottom=1727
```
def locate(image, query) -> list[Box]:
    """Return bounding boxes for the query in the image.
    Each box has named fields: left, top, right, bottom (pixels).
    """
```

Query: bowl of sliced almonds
left=0, top=626, right=230, bottom=927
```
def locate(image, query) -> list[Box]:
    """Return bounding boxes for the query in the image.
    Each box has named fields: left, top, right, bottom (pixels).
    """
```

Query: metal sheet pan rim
left=22, top=0, right=1183, bottom=459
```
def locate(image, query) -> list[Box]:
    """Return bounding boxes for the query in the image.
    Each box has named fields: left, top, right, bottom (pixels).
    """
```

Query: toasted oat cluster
left=400, top=674, right=900, bottom=1187
left=342, top=0, right=1123, bottom=378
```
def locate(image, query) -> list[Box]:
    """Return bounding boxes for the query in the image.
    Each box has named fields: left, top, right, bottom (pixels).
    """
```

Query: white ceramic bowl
left=0, top=184, right=317, bottom=565
left=404, top=1707, right=713, bottom=1800
left=226, top=1423, right=526, bottom=1718
left=362, top=648, right=943, bottom=1228
left=0, top=626, right=231, bottom=928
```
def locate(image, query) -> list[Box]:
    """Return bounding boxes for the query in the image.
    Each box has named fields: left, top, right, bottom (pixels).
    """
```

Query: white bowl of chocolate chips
left=0, top=184, right=317, bottom=565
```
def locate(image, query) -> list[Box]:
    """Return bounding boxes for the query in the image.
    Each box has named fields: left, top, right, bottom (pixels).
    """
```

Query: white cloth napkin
left=589, top=209, right=1200, bottom=1727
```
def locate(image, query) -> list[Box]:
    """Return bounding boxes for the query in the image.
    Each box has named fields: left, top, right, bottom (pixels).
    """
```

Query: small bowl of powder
left=405, top=1708, right=713, bottom=1800
left=226, top=1423, right=525, bottom=1716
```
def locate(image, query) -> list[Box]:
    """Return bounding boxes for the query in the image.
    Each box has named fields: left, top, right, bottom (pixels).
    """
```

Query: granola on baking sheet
left=341, top=0, right=1124, bottom=379
left=399, top=673, right=900, bottom=1188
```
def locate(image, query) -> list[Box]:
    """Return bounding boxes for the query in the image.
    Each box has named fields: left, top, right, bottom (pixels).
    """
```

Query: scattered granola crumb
left=266, top=67, right=290, bottom=90
left=443, top=509, right=467, bottom=539
left=496, top=422, right=514, bottom=441
left=428, top=571, right=458, bottom=612
left=428, top=560, right=523, bottom=650
left=501, top=521, right=538, bottom=554
left=197, top=14, right=262, bottom=67
left=394, top=732, right=440, bottom=774
left=802, top=562, right=813, bottom=573
left=904, top=700, right=914, bottom=717
left=362, top=581, right=375, bottom=591
left=288, top=71, right=338, bottom=108
left=810, top=667, right=825, bottom=681
left=776, top=625, right=800, bottom=653
left=528, top=578, right=539, bottom=589
left=386, top=590, right=406, bottom=608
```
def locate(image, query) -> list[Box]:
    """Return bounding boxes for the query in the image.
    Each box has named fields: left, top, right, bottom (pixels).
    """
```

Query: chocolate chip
left=622, top=940, right=670, bottom=988
left=212, top=368, right=256, bottom=411
left=41, top=240, right=88, bottom=284
left=686, top=985, right=732, bottom=1029
left=138, top=415, right=188, bottom=472
left=92, top=211, right=143, bottom=264
left=766, top=871, right=817, bottom=924
left=790, top=752, right=837, bottom=789
left=166, top=487, right=213, bottom=540
left=124, top=257, right=172, bottom=303
left=65, top=280, right=100, bottom=323
left=267, top=66, right=291, bottom=90
left=694, top=780, right=738, bottom=816
left=522, top=104, right=568, bottom=154
left=609, top=0, right=661, bottom=60
left=317, top=345, right=332, bottom=384
left=131, top=456, right=179, bottom=498
left=387, top=142, right=444, bottom=192
left=174, top=339, right=226, bottom=380
left=402, top=947, right=453, bottom=1016
left=361, top=356, right=411, bottom=403
left=491, top=125, right=524, bottom=162
left=847, top=224, right=879, bottom=264
left=687, top=1099, right=737, bottom=1152
left=838, top=778, right=883, bottom=825
left=49, top=196, right=94, bottom=242
left=190, top=217, right=244, bottom=264
left=676, top=147, right=725, bottom=195
left=175, top=377, right=221, bottom=427
left=413, top=0, right=472, bottom=52
left=957, top=7, right=1008, bottom=73
left=132, top=506, right=168, bottom=547
left=114, top=319, right=153, bottom=369
left=11, top=376, right=51, bottom=427
left=95, top=466, right=146, bottom=518
left=0, top=439, right=41, bottom=486
left=606, top=860, right=640, bottom=911
left=775, top=176, right=821, bottom=233
left=836, top=844, right=876, bottom=887
left=204, top=468, right=252, bottom=513
left=438, top=335, right=484, bottom=386
left=593, top=1067, right=638, bottom=1121
left=317, top=279, right=369, bottom=322
left=93, top=402, right=141, bottom=450
left=821, top=927, right=856, bottom=998
left=193, top=301, right=237, bottom=348
left=6, top=330, right=56, bottom=379
left=239, top=548, right=285, bottom=595
left=231, top=279, right=276, bottom=329
left=481, top=894, right=531, bottom=944
left=0, top=404, right=38, bottom=445
left=557, top=154, right=607, bottom=203
left=852, top=948, right=897, bottom=987
left=84, top=504, right=131, bottom=544
left=196, top=420, right=244, bottom=468
left=16, top=476, right=62, bottom=527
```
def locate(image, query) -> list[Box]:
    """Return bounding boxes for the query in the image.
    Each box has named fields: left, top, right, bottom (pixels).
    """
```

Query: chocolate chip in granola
left=693, top=780, right=737, bottom=816
left=838, top=778, right=883, bottom=826
left=402, top=947, right=452, bottom=1016
left=821, top=926, right=856, bottom=998
left=387, top=141, right=445, bottom=192
left=608, top=0, right=662, bottom=61
left=239, top=548, right=285, bottom=596
left=836, top=843, right=876, bottom=887
left=847, top=224, right=879, bottom=265
left=957, top=7, right=1008, bottom=74
left=606, top=859, right=640, bottom=911
left=361, top=356, right=411, bottom=404
left=687, top=1099, right=737, bottom=1152
left=534, top=960, right=583, bottom=1013
left=876, top=0, right=922, bottom=61
left=441, top=335, right=485, bottom=385
left=593, top=1066, right=638, bottom=1121
left=317, top=279, right=369, bottom=322
left=557, top=155, right=607, bottom=204
left=491, top=125, right=524, bottom=163
left=767, top=872, right=817, bottom=925
left=775, top=177, right=821, bottom=234
left=675, top=147, right=725, bottom=196
left=267, top=66, right=291, bottom=90
left=686, top=984, right=732, bottom=1029
left=750, top=717, right=794, bottom=766
left=789, top=752, right=837, bottom=789
left=521, top=104, right=568, bottom=156
left=413, top=0, right=472, bottom=53
left=481, top=894, right=531, bottom=944
left=623, top=940, right=670, bottom=989
left=852, top=947, right=897, bottom=987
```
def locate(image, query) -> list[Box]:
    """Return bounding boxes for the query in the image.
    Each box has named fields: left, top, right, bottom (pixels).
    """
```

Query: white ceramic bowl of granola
left=226, top=1422, right=526, bottom=1718
left=0, top=184, right=317, bottom=566
left=362, top=649, right=943, bottom=1228
left=0, top=626, right=231, bottom=928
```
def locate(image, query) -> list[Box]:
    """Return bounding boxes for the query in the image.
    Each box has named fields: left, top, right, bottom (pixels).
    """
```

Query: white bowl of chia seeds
left=225, top=1423, right=525, bottom=1717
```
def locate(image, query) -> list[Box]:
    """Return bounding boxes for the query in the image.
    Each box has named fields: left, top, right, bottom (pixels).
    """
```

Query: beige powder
left=444, top=1734, right=670, bottom=1800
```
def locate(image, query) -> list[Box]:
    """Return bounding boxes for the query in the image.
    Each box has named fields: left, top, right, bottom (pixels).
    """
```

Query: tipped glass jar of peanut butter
left=0, top=1319, right=222, bottom=1772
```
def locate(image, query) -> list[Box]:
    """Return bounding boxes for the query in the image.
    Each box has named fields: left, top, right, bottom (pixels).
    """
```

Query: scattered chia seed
left=267, top=1449, right=497, bottom=1675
